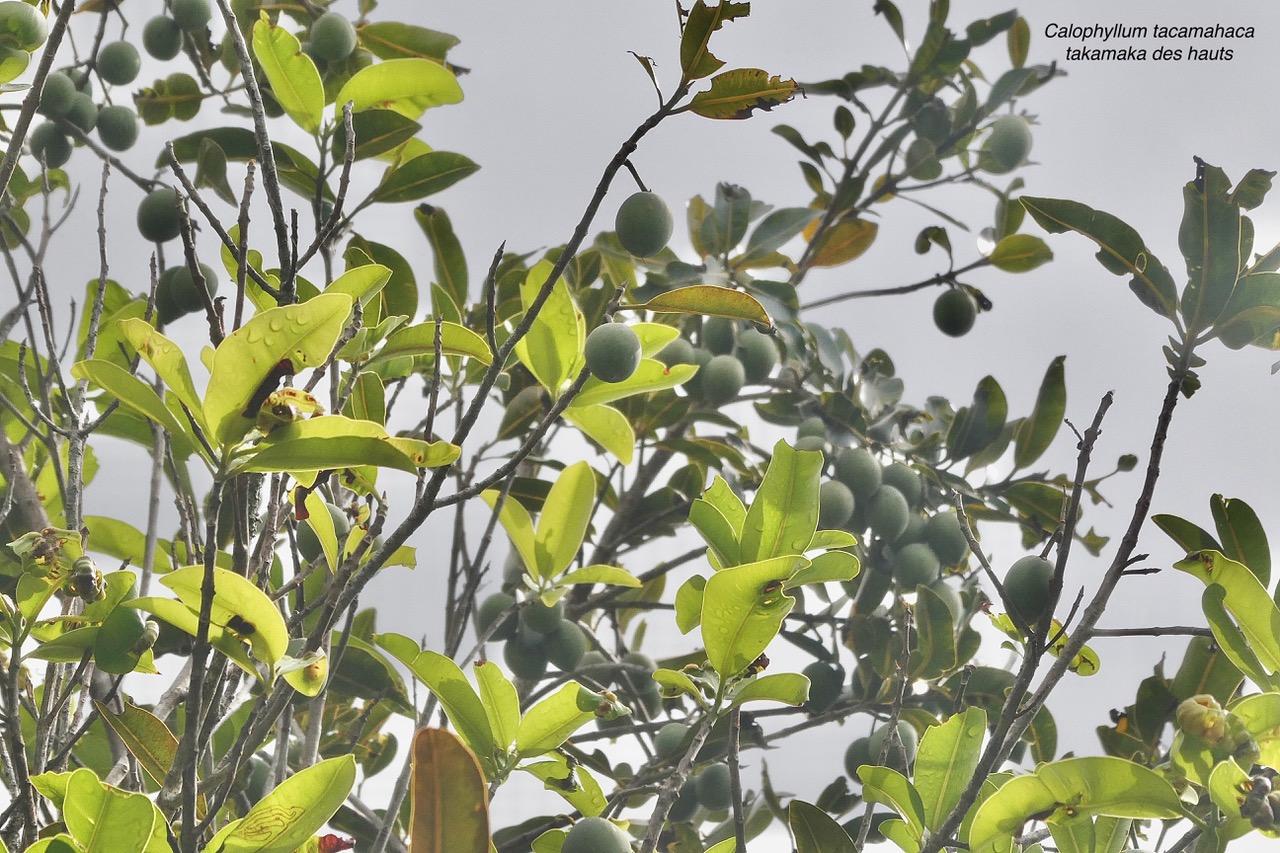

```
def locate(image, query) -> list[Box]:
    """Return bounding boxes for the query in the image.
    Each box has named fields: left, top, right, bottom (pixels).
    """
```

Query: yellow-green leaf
left=688, top=68, right=797, bottom=120
left=335, top=58, right=463, bottom=120
left=161, top=566, right=289, bottom=668
left=626, top=285, right=771, bottom=327
left=252, top=14, right=324, bottom=134
left=203, top=293, right=353, bottom=447
left=563, top=404, right=634, bottom=464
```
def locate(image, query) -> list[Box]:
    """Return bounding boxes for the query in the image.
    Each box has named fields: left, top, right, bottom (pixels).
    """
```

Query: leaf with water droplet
left=702, top=554, right=801, bottom=677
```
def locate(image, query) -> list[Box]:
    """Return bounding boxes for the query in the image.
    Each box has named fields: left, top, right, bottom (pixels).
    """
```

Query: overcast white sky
left=24, top=1, right=1280, bottom=847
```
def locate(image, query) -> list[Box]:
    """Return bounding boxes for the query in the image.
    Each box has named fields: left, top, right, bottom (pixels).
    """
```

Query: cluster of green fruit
left=477, top=587, right=590, bottom=684
left=651, top=721, right=736, bottom=823
left=130, top=186, right=221, bottom=324
left=657, top=316, right=778, bottom=405
left=142, top=0, right=213, bottom=61
left=30, top=47, right=143, bottom=167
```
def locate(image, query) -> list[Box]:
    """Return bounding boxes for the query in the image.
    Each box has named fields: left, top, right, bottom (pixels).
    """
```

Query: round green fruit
left=981, top=115, right=1032, bottom=173
left=802, top=661, right=844, bottom=713
left=142, top=16, right=183, bottom=61
left=29, top=121, right=70, bottom=168
left=563, top=818, right=631, bottom=853
left=798, top=416, right=827, bottom=441
left=893, top=513, right=926, bottom=545
left=160, top=262, right=219, bottom=316
left=310, top=11, right=358, bottom=62
left=615, top=191, right=673, bottom=257
left=843, top=736, right=872, bottom=778
left=684, top=347, right=712, bottom=396
left=477, top=591, right=516, bottom=642
left=296, top=502, right=349, bottom=563
left=835, top=447, right=882, bottom=500
left=95, top=104, right=138, bottom=149
left=794, top=435, right=826, bottom=459
left=926, top=579, right=964, bottom=621
left=698, top=354, right=745, bottom=405
left=64, top=92, right=97, bottom=133
left=657, top=335, right=695, bottom=367
left=703, top=316, right=736, bottom=354
left=518, top=598, right=564, bottom=634
left=584, top=322, right=641, bottom=383
left=137, top=187, right=183, bottom=243
left=97, top=41, right=141, bottom=86
left=880, top=462, right=922, bottom=507
left=695, top=763, right=732, bottom=810
left=934, top=289, right=977, bottom=337
left=170, top=0, right=212, bottom=31
left=619, top=651, right=657, bottom=682
left=891, top=542, right=941, bottom=588
left=0, top=1, right=46, bottom=51
left=503, top=625, right=549, bottom=680
left=737, top=327, right=777, bottom=383
left=545, top=619, right=588, bottom=670
left=668, top=778, right=700, bottom=822
left=869, top=720, right=917, bottom=767
left=655, top=721, right=690, bottom=758
left=818, top=480, right=855, bottom=529
left=866, top=486, right=909, bottom=540
left=923, top=511, right=969, bottom=565
left=37, top=71, right=75, bottom=119
left=1004, top=555, right=1054, bottom=626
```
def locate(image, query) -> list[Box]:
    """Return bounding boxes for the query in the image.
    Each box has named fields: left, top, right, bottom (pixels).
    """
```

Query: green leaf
left=252, top=15, right=324, bottom=134
left=562, top=404, right=635, bottom=465
left=95, top=700, right=177, bottom=789
left=358, top=22, right=459, bottom=61
left=1021, top=196, right=1179, bottom=319
left=480, top=491, right=538, bottom=584
left=514, top=682, right=601, bottom=757
left=1213, top=272, right=1280, bottom=349
left=653, top=668, right=708, bottom=708
left=739, top=208, right=820, bottom=265
left=203, top=293, right=353, bottom=448
left=569, top=360, right=697, bottom=409
left=62, top=768, right=157, bottom=853
left=675, top=575, right=707, bottom=634
left=532, top=461, right=596, bottom=581
left=1200, top=584, right=1280, bottom=692
left=331, top=109, right=422, bottom=161
left=85, top=516, right=171, bottom=573
left=947, top=375, right=1007, bottom=462
left=809, top=217, right=878, bottom=268
left=240, top=421, right=457, bottom=476
left=373, top=151, right=479, bottom=204
left=161, top=566, right=288, bottom=667
left=214, top=756, right=355, bottom=853
left=334, top=58, right=463, bottom=119
left=1152, top=513, right=1220, bottom=554
left=126, top=596, right=260, bottom=680
left=915, top=707, right=986, bottom=832
left=627, top=284, right=771, bottom=327
left=703, top=475, right=747, bottom=537
left=968, top=757, right=1185, bottom=853
left=1230, top=692, right=1280, bottom=770
left=473, top=660, right=520, bottom=750
left=909, top=584, right=959, bottom=680
left=410, top=728, right=490, bottom=853
left=70, top=360, right=199, bottom=458
left=858, top=765, right=926, bottom=841
left=520, top=753, right=608, bottom=818
left=558, top=564, right=641, bottom=588
left=1179, top=161, right=1242, bottom=334
left=989, top=234, right=1053, bottom=273
left=688, top=68, right=798, bottom=120
left=513, top=259, right=584, bottom=394
left=789, top=799, right=856, bottom=853
left=377, top=635, right=497, bottom=769
left=702, top=555, right=800, bottom=677
left=728, top=673, right=809, bottom=708
left=1013, top=356, right=1066, bottom=469
left=786, top=551, right=859, bottom=587
left=690, top=499, right=742, bottom=568
left=740, top=440, right=822, bottom=563
left=326, top=263, right=392, bottom=307
left=1175, top=550, right=1280, bottom=673
left=116, top=319, right=206, bottom=431
left=365, top=320, right=493, bottom=368
left=415, top=205, right=468, bottom=310
left=1210, top=494, right=1270, bottom=588
left=679, top=1, right=749, bottom=80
